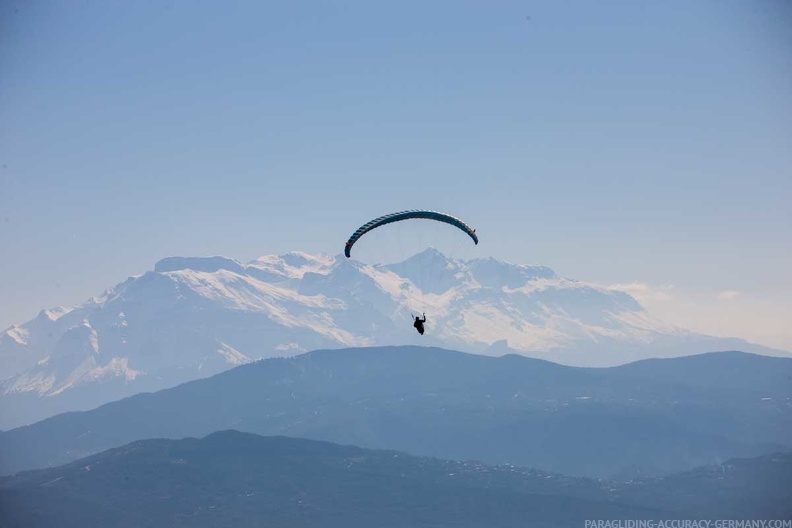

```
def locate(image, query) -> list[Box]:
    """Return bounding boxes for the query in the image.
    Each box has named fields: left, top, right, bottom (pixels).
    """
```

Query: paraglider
left=343, top=210, right=478, bottom=335
left=343, top=210, right=478, bottom=259
left=413, top=313, right=426, bottom=335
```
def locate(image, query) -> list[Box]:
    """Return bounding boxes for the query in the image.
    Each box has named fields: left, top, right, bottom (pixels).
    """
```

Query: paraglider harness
left=413, top=313, right=426, bottom=335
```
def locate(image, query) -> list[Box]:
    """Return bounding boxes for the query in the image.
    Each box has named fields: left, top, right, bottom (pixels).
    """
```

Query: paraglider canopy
left=344, top=210, right=478, bottom=258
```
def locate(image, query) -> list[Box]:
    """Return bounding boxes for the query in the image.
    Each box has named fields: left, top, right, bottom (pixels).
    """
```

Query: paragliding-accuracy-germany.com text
left=585, top=521, right=792, bottom=528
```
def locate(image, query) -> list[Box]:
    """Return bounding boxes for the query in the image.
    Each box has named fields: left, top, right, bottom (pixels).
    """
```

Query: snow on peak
left=48, top=356, right=142, bottom=396
left=36, top=307, right=73, bottom=322
left=395, top=247, right=454, bottom=267
left=154, top=256, right=245, bottom=275
left=5, top=325, right=29, bottom=346
left=467, top=257, right=556, bottom=289
left=216, top=342, right=252, bottom=366
left=385, top=247, right=462, bottom=294
left=247, top=252, right=335, bottom=280
left=280, top=251, right=334, bottom=268
left=60, top=320, right=100, bottom=355
left=274, top=342, right=306, bottom=352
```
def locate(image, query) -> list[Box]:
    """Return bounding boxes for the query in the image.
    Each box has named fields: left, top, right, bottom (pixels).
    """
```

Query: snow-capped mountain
left=0, top=249, right=782, bottom=429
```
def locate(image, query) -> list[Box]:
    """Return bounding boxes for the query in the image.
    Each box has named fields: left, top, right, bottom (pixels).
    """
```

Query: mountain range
left=2, top=250, right=785, bottom=429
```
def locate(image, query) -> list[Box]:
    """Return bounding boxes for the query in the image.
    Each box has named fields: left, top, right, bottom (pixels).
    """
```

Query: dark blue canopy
left=344, top=210, right=478, bottom=258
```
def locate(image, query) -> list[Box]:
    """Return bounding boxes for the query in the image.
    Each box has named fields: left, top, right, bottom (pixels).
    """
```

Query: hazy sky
left=1, top=1, right=790, bottom=349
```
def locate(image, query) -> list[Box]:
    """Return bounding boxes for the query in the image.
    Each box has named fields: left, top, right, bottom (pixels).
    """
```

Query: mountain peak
left=408, top=246, right=449, bottom=261
left=384, top=247, right=461, bottom=294
left=385, top=247, right=459, bottom=271
left=467, top=257, right=556, bottom=288
left=279, top=251, right=334, bottom=268
left=154, top=256, right=245, bottom=274
left=36, top=307, right=72, bottom=323
left=247, top=252, right=335, bottom=281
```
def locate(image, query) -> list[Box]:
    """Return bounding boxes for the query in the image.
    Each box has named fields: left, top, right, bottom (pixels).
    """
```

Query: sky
left=1, top=0, right=790, bottom=349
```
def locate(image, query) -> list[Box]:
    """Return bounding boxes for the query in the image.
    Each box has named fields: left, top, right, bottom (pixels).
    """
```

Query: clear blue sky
left=1, top=0, right=790, bottom=348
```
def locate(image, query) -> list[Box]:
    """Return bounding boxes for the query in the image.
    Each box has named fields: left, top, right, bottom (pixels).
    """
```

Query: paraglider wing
left=344, top=210, right=478, bottom=258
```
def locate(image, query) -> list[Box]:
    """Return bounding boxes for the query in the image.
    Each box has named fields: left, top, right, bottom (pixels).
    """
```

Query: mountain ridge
left=2, top=429, right=789, bottom=527
left=2, top=346, right=789, bottom=478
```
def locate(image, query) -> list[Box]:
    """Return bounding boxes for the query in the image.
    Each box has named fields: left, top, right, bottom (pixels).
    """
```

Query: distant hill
left=2, top=430, right=789, bottom=528
left=613, top=451, right=792, bottom=519
left=1, top=346, right=789, bottom=479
